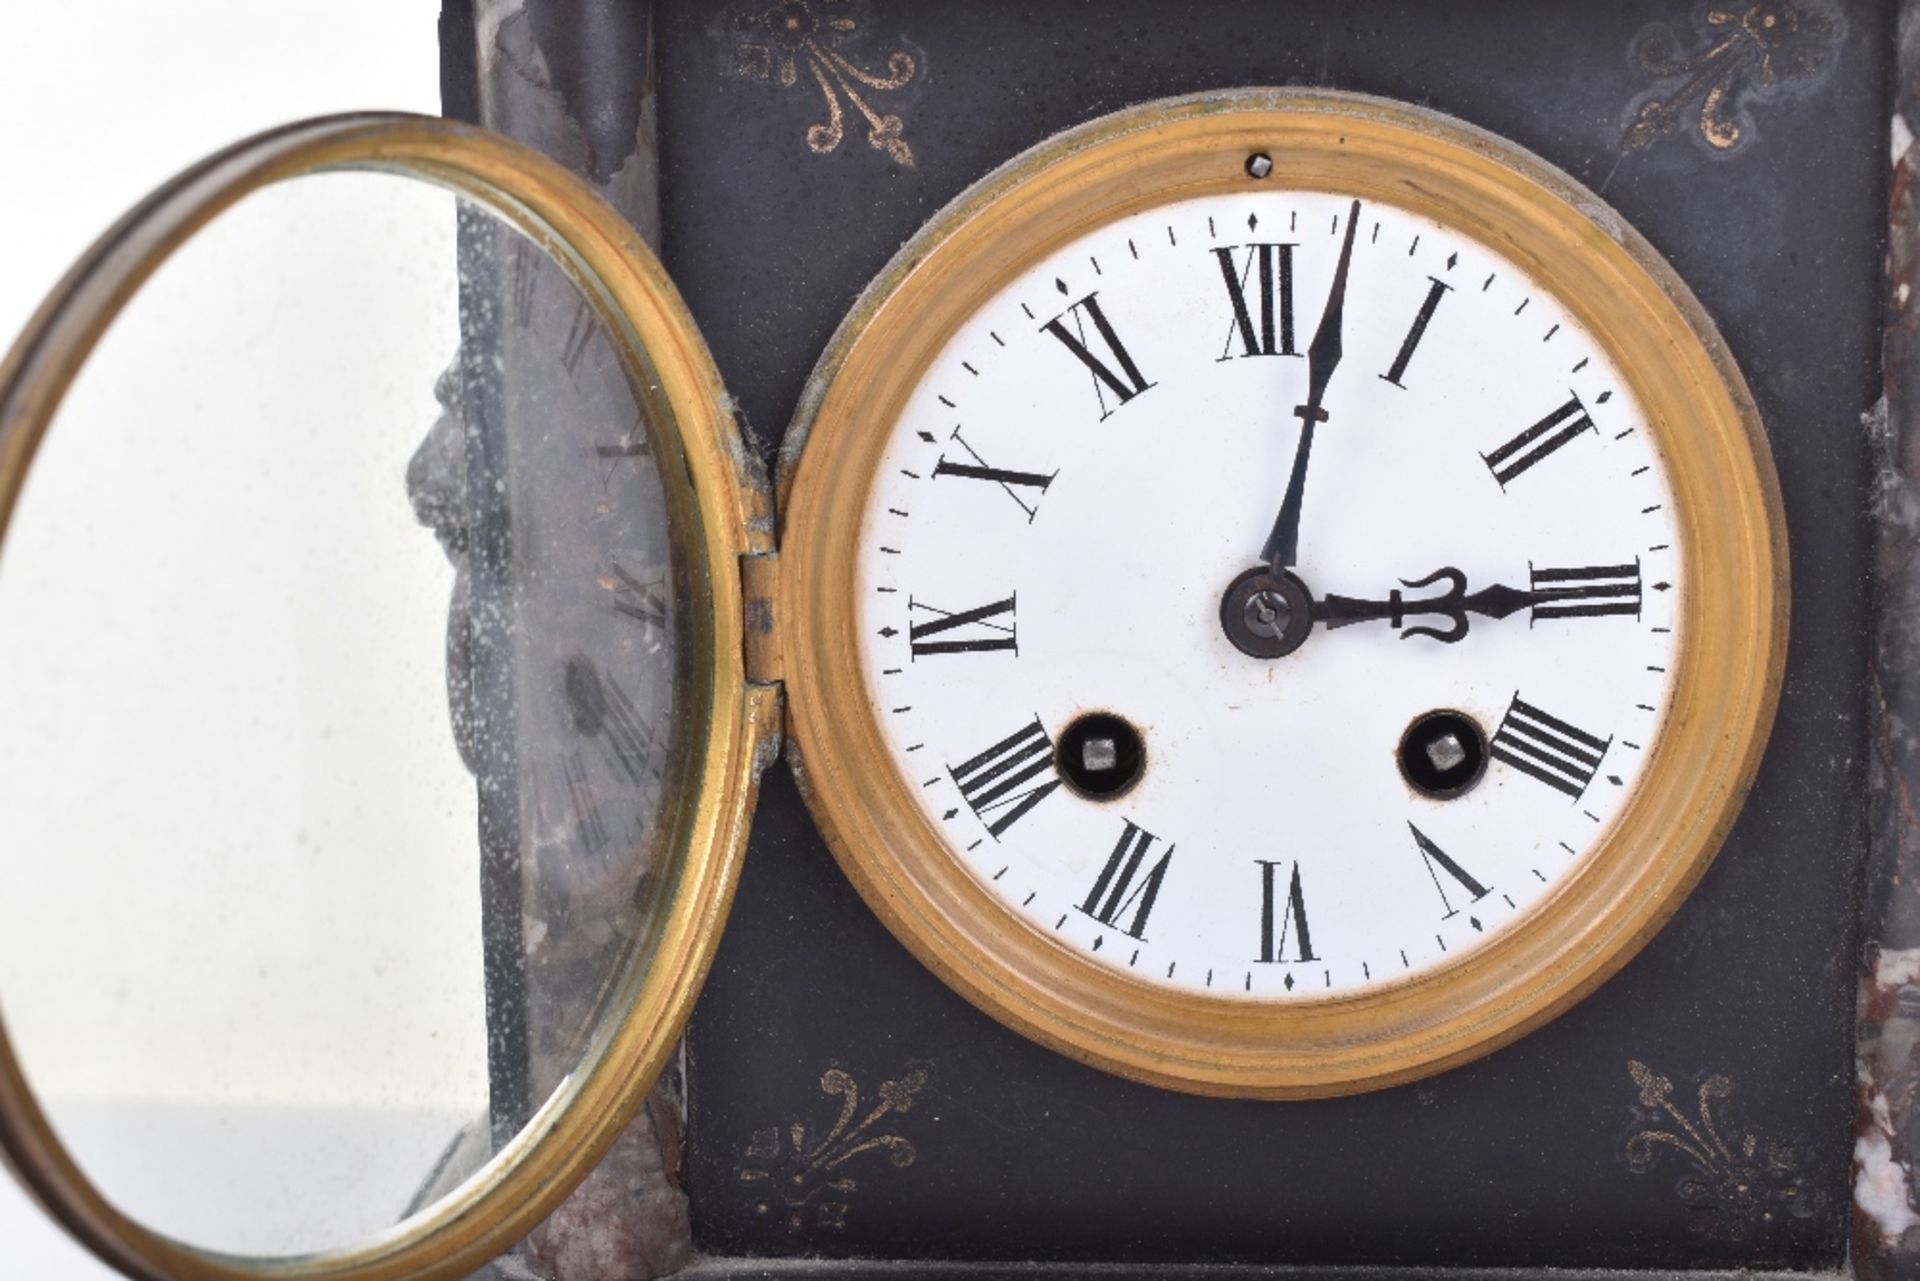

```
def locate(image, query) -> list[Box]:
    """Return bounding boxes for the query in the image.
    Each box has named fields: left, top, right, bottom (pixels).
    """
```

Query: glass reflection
left=0, top=166, right=682, bottom=1258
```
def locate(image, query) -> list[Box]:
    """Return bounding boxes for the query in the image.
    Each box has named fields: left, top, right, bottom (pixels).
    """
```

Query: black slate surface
left=656, top=0, right=1887, bottom=1269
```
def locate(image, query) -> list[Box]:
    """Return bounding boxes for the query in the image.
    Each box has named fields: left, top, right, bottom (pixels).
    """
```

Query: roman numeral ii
left=1482, top=393, right=1595, bottom=488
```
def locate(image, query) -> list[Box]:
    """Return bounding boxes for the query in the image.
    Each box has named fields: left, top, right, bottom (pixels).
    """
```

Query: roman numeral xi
left=1043, top=292, right=1153, bottom=419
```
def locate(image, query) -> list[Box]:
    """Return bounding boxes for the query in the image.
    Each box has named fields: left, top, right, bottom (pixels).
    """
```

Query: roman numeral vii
left=1079, top=819, right=1173, bottom=941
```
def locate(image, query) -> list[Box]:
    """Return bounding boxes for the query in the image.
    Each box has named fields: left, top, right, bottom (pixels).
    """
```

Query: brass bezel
left=0, top=115, right=772, bottom=1281
left=778, top=89, right=1788, bottom=1098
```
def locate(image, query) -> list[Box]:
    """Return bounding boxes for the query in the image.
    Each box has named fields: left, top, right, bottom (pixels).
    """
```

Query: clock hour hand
left=1262, top=198, right=1361, bottom=572
left=1311, top=566, right=1535, bottom=644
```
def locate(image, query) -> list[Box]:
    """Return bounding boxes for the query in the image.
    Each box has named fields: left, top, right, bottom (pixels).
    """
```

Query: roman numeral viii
left=1482, top=393, right=1594, bottom=488
left=1079, top=819, right=1173, bottom=941
left=1255, top=860, right=1317, bottom=963
left=908, top=595, right=1017, bottom=658
left=1212, top=242, right=1299, bottom=359
left=948, top=716, right=1060, bottom=838
left=1529, top=561, right=1642, bottom=622
left=1042, top=292, right=1153, bottom=419
left=1489, top=694, right=1611, bottom=800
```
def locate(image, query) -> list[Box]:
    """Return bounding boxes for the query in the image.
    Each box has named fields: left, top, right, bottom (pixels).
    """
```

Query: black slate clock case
left=458, top=0, right=1883, bottom=1271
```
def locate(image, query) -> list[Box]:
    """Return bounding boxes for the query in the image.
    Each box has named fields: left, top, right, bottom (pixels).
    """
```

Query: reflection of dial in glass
left=857, top=188, right=1681, bottom=998
left=780, top=95, right=1784, bottom=1098
left=410, top=229, right=680, bottom=913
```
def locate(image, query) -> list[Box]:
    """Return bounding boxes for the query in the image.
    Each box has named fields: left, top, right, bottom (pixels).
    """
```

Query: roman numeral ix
left=1213, top=242, right=1299, bottom=360
left=1529, top=561, right=1642, bottom=622
left=1489, top=694, right=1611, bottom=800
left=1042, top=292, right=1153, bottom=419
left=908, top=595, right=1017, bottom=658
left=1255, top=860, right=1317, bottom=964
left=1079, top=819, right=1173, bottom=941
left=1482, top=392, right=1595, bottom=488
left=948, top=716, right=1061, bottom=838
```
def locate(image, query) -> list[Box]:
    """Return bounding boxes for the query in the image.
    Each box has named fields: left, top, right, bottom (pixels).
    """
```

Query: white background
left=0, top=4, right=442, bottom=1273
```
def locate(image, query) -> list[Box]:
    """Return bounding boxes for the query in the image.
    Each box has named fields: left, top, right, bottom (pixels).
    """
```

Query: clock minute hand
left=1311, top=567, right=1536, bottom=644
left=1263, top=198, right=1361, bottom=572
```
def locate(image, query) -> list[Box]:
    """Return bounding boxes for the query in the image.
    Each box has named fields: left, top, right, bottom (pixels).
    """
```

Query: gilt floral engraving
left=1623, top=1059, right=1821, bottom=1240
left=739, top=1063, right=930, bottom=1232
left=729, top=0, right=918, bottom=165
left=1621, top=0, right=1840, bottom=154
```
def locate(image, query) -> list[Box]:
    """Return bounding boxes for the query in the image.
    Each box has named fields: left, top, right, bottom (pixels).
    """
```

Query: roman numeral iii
left=1482, top=393, right=1594, bottom=488
left=1489, top=694, right=1611, bottom=800
left=1212, top=242, right=1299, bottom=359
left=1079, top=819, right=1173, bottom=941
left=1255, top=860, right=1317, bottom=963
left=908, top=595, right=1018, bottom=658
left=948, top=716, right=1061, bottom=838
left=1042, top=292, right=1153, bottom=419
left=1529, top=561, right=1642, bottom=622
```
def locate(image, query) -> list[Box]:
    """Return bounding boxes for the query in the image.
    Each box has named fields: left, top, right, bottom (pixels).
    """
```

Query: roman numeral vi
left=1255, top=860, right=1317, bottom=963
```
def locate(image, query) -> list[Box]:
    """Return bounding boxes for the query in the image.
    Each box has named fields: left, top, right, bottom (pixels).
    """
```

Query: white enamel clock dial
left=855, top=190, right=1683, bottom=999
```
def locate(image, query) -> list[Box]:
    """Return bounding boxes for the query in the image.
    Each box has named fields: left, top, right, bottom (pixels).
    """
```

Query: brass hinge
left=741, top=551, right=782, bottom=687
